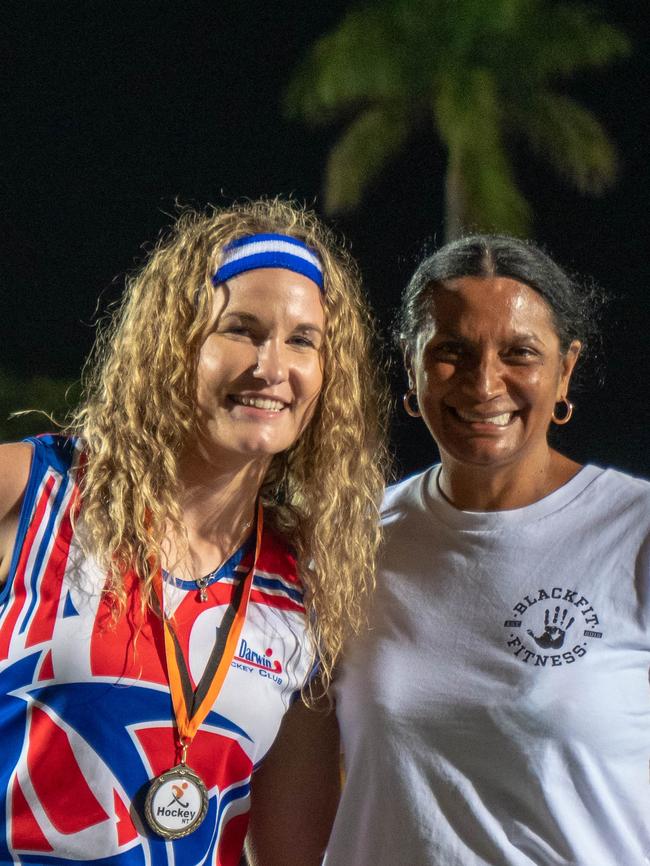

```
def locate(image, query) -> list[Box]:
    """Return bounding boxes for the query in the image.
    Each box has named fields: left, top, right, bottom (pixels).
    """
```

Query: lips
left=230, top=395, right=288, bottom=412
left=453, top=408, right=515, bottom=427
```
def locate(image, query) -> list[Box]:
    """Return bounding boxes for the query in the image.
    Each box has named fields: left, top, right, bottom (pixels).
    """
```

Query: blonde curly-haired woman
left=0, top=200, right=387, bottom=866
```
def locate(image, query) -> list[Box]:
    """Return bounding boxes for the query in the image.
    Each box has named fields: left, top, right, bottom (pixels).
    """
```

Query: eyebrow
left=219, top=310, right=324, bottom=335
left=431, top=329, right=545, bottom=343
left=219, top=311, right=259, bottom=324
left=509, top=331, right=544, bottom=343
left=293, top=323, right=324, bottom=335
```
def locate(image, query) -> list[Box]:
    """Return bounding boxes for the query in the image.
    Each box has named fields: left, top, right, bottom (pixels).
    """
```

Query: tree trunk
left=444, top=151, right=467, bottom=243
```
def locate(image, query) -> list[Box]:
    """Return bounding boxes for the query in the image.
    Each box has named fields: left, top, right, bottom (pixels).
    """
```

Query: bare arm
left=0, top=442, right=33, bottom=587
left=246, top=695, right=341, bottom=866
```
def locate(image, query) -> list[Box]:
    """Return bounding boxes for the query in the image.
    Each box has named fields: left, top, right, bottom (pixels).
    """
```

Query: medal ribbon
left=154, top=501, right=263, bottom=748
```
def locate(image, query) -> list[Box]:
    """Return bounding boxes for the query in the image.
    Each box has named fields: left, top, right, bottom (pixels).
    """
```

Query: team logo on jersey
left=231, top=639, right=284, bottom=685
left=503, top=586, right=603, bottom=667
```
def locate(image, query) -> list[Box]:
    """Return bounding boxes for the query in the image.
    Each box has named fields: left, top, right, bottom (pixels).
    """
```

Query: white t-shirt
left=325, top=464, right=650, bottom=866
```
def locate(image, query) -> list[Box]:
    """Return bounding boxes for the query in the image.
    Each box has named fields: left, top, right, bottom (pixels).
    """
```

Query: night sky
left=3, top=0, right=649, bottom=478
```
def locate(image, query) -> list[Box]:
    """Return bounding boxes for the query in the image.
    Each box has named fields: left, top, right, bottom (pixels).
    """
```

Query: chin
left=442, top=443, right=521, bottom=469
left=234, top=437, right=294, bottom=458
left=193, top=434, right=289, bottom=466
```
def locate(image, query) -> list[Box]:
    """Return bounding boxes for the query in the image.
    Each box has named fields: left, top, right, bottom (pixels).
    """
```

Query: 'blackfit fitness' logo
left=504, top=586, right=603, bottom=667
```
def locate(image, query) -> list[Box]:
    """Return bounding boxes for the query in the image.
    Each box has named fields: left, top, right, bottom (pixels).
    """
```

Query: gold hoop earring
left=403, top=388, right=421, bottom=418
left=552, top=397, right=574, bottom=425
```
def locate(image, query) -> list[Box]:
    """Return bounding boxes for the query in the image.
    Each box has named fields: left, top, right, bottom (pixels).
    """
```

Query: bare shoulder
left=0, top=442, right=33, bottom=586
left=0, top=442, right=33, bottom=517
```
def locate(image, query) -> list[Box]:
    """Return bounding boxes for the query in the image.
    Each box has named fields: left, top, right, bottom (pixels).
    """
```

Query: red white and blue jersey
left=0, top=435, right=313, bottom=865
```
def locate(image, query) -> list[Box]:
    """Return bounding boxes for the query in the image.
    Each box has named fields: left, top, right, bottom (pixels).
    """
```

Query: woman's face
left=407, top=275, right=580, bottom=472
left=194, top=267, right=325, bottom=466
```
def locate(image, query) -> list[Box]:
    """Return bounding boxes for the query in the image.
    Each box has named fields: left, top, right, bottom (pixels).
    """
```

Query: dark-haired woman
left=324, top=236, right=650, bottom=866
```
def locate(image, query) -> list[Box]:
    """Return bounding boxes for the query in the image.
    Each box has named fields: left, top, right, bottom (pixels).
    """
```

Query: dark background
left=2, top=0, right=649, bottom=479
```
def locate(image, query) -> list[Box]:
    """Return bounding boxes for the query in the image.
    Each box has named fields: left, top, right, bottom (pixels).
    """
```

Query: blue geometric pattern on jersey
left=0, top=652, right=43, bottom=865
left=62, top=592, right=79, bottom=619
left=17, top=849, right=146, bottom=866
left=0, top=649, right=252, bottom=865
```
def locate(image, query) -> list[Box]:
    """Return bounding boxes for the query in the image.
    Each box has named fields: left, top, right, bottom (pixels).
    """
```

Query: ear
left=402, top=341, right=415, bottom=389
left=557, top=340, right=582, bottom=399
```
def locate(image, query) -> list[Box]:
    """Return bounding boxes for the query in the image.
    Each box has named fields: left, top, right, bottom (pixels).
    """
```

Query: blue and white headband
left=212, top=232, right=324, bottom=292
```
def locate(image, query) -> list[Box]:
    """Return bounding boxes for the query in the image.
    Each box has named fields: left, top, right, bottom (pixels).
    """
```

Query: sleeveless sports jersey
left=0, top=435, right=314, bottom=865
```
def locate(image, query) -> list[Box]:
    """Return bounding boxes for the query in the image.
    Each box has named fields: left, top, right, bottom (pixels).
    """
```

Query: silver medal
left=144, top=763, right=209, bottom=839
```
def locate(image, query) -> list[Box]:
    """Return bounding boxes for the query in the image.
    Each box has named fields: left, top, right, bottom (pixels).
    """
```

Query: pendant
left=196, top=576, right=209, bottom=603
left=144, top=763, right=209, bottom=839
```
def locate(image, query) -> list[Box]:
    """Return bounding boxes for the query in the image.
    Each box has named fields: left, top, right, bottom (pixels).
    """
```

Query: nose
left=253, top=339, right=288, bottom=385
left=462, top=350, right=506, bottom=401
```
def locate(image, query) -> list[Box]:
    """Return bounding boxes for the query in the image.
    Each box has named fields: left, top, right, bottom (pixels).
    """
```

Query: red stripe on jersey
left=189, top=727, right=253, bottom=793
left=25, top=487, right=77, bottom=648
left=240, top=527, right=301, bottom=586
left=0, top=475, right=56, bottom=661
left=113, top=790, right=138, bottom=846
left=91, top=570, right=167, bottom=684
left=10, top=776, right=53, bottom=853
left=37, top=650, right=54, bottom=681
left=249, top=590, right=304, bottom=613
left=27, top=707, right=110, bottom=834
left=133, top=726, right=176, bottom=781
left=135, top=726, right=252, bottom=794
left=217, top=812, right=249, bottom=866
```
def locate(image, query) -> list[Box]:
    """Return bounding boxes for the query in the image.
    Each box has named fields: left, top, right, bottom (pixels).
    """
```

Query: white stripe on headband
left=213, top=233, right=324, bottom=291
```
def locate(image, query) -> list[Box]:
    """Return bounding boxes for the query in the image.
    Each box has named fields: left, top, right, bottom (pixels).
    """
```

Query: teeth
left=233, top=395, right=285, bottom=411
left=456, top=409, right=512, bottom=426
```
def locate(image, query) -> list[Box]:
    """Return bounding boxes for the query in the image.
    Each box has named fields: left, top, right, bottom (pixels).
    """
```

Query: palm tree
left=285, top=0, right=629, bottom=239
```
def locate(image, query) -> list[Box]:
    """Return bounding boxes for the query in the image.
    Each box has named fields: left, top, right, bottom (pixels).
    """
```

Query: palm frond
left=512, top=1, right=630, bottom=78
left=284, top=6, right=404, bottom=124
left=519, top=93, right=618, bottom=193
left=323, top=105, right=411, bottom=214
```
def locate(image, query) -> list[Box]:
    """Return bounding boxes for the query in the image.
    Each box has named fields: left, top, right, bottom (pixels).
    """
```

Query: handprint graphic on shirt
left=527, top=606, right=575, bottom=649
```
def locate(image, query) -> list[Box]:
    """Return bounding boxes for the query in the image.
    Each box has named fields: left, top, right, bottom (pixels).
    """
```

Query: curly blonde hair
left=68, top=198, right=388, bottom=689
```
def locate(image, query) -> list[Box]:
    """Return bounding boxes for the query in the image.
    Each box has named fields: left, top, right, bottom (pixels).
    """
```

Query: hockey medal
left=144, top=763, right=209, bottom=839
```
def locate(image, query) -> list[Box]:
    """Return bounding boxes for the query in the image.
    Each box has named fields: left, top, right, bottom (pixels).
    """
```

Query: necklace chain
left=195, top=517, right=253, bottom=602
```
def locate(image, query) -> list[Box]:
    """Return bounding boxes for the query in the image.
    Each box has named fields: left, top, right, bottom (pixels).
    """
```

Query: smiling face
left=193, top=267, right=325, bottom=468
left=407, top=275, right=580, bottom=473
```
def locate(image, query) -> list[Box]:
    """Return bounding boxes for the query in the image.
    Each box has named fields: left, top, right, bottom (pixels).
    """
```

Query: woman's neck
left=437, top=448, right=582, bottom=512
left=165, top=450, right=269, bottom=579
